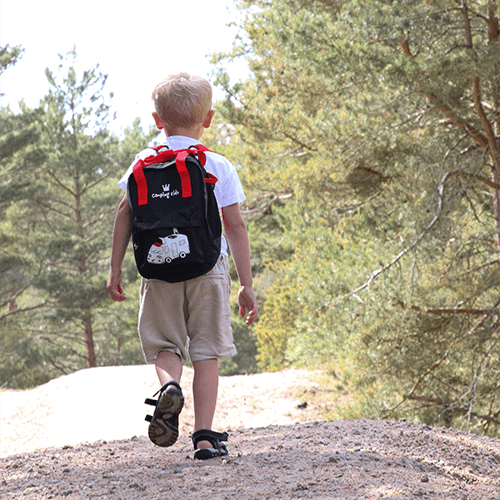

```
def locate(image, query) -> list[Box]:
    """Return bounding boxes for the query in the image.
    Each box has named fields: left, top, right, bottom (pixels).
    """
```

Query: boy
left=107, top=72, right=258, bottom=460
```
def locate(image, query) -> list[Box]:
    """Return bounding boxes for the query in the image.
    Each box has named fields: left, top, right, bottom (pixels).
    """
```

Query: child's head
left=151, top=73, right=213, bottom=130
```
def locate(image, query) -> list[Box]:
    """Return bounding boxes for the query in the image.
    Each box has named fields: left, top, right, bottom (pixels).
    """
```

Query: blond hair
left=151, top=73, right=213, bottom=129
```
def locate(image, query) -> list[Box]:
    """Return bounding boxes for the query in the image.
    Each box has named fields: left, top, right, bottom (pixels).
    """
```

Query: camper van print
left=147, top=230, right=191, bottom=264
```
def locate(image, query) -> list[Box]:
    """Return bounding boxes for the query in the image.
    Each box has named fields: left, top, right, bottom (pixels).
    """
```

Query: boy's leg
left=146, top=350, right=185, bottom=448
left=139, top=280, right=188, bottom=448
left=155, top=350, right=183, bottom=386
left=192, top=358, right=219, bottom=449
left=186, top=256, right=234, bottom=453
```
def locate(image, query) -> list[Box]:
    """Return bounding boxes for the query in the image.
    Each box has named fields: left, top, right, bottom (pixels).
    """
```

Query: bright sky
left=0, top=0, right=248, bottom=134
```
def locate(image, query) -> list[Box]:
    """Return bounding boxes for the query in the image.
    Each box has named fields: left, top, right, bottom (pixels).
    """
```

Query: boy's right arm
left=222, top=202, right=259, bottom=325
left=107, top=194, right=133, bottom=301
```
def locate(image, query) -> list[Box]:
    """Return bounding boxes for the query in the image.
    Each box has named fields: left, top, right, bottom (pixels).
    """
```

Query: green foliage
left=0, top=315, right=51, bottom=389
left=212, top=0, right=500, bottom=434
left=0, top=45, right=23, bottom=79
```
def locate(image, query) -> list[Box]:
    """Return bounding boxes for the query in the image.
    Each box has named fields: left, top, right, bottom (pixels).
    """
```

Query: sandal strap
left=153, top=380, right=182, bottom=398
left=144, top=380, right=182, bottom=412
left=192, top=429, right=229, bottom=450
left=145, top=381, right=183, bottom=406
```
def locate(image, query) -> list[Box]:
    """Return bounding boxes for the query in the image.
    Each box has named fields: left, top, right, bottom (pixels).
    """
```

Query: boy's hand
left=238, top=285, right=258, bottom=325
left=107, top=270, right=127, bottom=301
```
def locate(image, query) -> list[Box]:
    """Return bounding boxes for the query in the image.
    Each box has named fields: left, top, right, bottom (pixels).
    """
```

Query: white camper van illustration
left=147, top=230, right=190, bottom=264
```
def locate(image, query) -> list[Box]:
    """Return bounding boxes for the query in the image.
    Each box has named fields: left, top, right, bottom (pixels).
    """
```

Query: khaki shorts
left=137, top=255, right=236, bottom=364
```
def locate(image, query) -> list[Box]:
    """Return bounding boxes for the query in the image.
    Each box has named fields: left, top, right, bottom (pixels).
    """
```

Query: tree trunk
left=487, top=8, right=500, bottom=260
left=84, top=314, right=96, bottom=368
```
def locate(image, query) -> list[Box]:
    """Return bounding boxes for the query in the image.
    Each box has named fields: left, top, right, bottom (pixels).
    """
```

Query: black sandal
left=145, top=381, right=184, bottom=447
left=192, top=429, right=229, bottom=460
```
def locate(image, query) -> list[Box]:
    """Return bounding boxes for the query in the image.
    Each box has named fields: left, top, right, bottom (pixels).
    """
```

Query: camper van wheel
left=180, top=252, right=186, bottom=258
left=165, top=257, right=172, bottom=263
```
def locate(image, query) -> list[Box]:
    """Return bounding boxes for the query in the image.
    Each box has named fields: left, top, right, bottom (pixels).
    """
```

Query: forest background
left=3, top=0, right=500, bottom=438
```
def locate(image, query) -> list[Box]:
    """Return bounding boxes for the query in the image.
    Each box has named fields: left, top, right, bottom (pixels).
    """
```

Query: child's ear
left=152, top=111, right=164, bottom=130
left=203, top=109, right=216, bottom=129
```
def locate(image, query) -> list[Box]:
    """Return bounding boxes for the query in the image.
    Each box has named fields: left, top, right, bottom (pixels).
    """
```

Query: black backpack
left=127, top=144, right=222, bottom=282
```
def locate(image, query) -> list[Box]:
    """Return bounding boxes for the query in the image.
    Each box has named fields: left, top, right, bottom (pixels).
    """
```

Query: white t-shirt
left=118, top=135, right=245, bottom=256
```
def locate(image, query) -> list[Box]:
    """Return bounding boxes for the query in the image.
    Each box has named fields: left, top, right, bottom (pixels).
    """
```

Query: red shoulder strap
left=188, top=145, right=218, bottom=185
left=132, top=159, right=149, bottom=206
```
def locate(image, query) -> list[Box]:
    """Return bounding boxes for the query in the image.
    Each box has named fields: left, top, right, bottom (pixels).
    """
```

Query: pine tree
left=213, top=0, right=500, bottom=433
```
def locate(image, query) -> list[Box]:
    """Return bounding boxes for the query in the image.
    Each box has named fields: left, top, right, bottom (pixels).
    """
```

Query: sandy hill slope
left=1, top=366, right=500, bottom=499
left=0, top=365, right=316, bottom=457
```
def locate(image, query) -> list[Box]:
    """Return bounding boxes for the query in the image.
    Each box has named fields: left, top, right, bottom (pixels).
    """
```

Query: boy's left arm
left=221, top=203, right=259, bottom=325
left=107, top=194, right=133, bottom=302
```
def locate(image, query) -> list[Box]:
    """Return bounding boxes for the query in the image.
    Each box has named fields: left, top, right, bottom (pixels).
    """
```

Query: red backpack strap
left=174, top=150, right=193, bottom=198
left=188, top=144, right=211, bottom=167
left=205, top=173, right=218, bottom=184
left=132, top=148, right=177, bottom=206
left=132, top=159, right=149, bottom=206
left=175, top=145, right=217, bottom=196
left=188, top=145, right=218, bottom=185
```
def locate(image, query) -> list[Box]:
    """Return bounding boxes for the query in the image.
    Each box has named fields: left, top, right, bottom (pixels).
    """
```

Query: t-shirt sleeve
left=118, top=166, right=132, bottom=192
left=211, top=155, right=246, bottom=208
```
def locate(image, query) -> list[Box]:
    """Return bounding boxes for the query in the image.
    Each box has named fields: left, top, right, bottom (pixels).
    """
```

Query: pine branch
left=0, top=299, right=50, bottom=322
left=396, top=301, right=494, bottom=315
